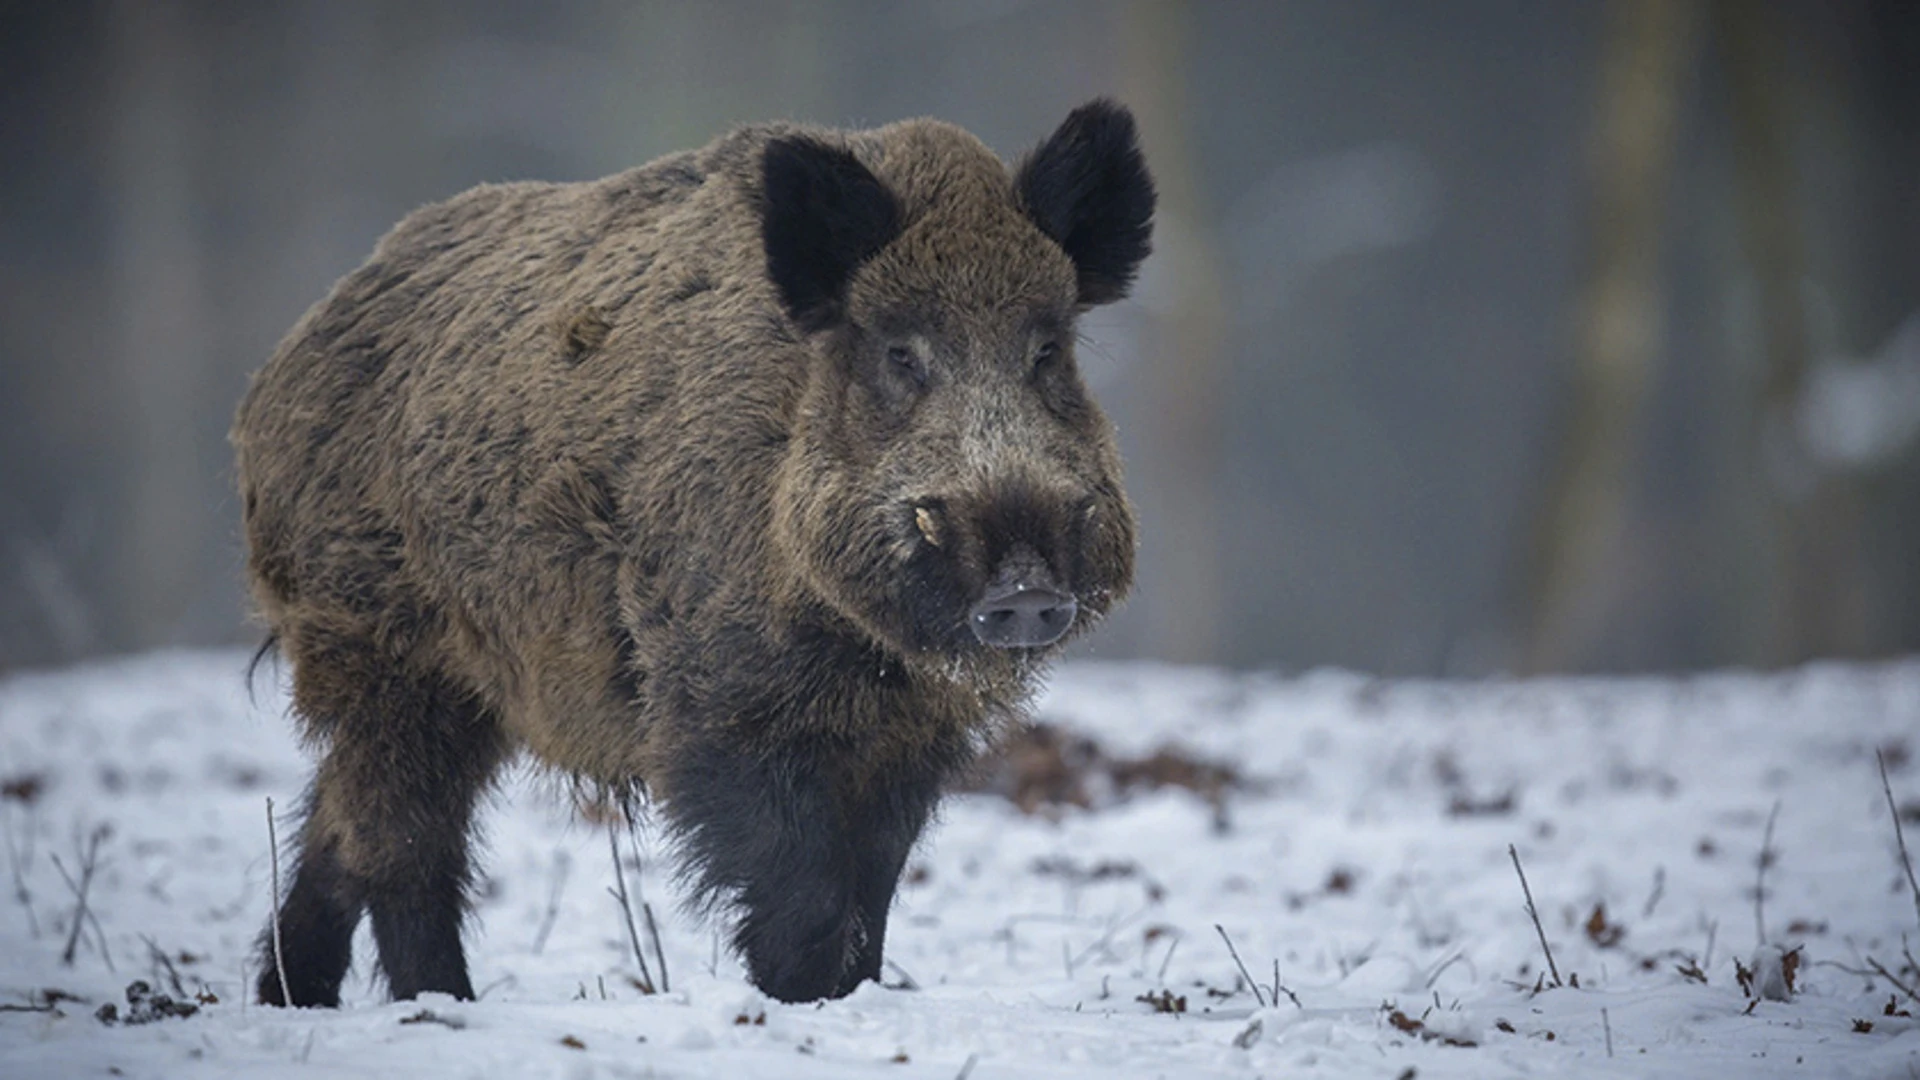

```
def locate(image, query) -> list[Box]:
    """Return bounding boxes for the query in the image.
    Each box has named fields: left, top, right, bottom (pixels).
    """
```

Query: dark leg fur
left=256, top=827, right=361, bottom=1007
left=666, top=731, right=949, bottom=1003
left=257, top=637, right=506, bottom=1006
left=369, top=866, right=478, bottom=1001
left=846, top=784, right=930, bottom=987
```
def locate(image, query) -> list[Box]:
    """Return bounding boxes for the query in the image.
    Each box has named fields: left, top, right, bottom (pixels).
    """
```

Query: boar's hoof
left=969, top=583, right=1076, bottom=648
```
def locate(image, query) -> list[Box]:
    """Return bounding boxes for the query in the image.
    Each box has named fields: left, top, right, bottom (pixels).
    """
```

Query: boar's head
left=764, top=100, right=1153, bottom=665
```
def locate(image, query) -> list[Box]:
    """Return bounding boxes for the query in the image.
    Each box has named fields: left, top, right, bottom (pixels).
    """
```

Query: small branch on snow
left=1642, top=865, right=1665, bottom=919
left=1602, top=1006, right=1614, bottom=1057
left=3, top=800, right=40, bottom=938
left=1754, top=800, right=1781, bottom=946
left=1068, top=903, right=1150, bottom=972
left=1214, top=924, right=1267, bottom=1008
left=266, top=798, right=291, bottom=1007
left=622, top=808, right=670, bottom=993
left=1862, top=754, right=1920, bottom=1005
left=476, top=973, right=515, bottom=1000
left=52, top=824, right=111, bottom=971
left=605, top=826, right=655, bottom=994
left=641, top=899, right=669, bottom=995
left=140, top=934, right=185, bottom=998
left=1271, top=958, right=1301, bottom=1009
left=530, top=848, right=570, bottom=955
left=1508, top=844, right=1561, bottom=988
left=1878, top=750, right=1920, bottom=935
left=1865, top=954, right=1919, bottom=1005
left=884, top=958, right=920, bottom=991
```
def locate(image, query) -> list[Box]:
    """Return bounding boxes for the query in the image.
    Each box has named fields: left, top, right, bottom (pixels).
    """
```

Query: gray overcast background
left=3, top=0, right=1916, bottom=676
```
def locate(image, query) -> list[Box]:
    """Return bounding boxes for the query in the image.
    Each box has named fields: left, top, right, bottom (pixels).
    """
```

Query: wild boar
left=234, top=99, right=1153, bottom=1005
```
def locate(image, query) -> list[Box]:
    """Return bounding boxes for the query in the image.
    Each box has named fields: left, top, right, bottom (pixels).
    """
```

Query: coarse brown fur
left=234, top=101, right=1153, bottom=1005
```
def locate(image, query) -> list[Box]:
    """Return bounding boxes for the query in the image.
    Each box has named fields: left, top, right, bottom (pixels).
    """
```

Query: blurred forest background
left=1, top=0, right=1916, bottom=677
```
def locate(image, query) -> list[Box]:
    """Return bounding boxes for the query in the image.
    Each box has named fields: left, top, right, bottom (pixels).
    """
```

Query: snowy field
left=1, top=649, right=1917, bottom=1079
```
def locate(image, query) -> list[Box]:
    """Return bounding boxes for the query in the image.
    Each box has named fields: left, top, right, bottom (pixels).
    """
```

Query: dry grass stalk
left=1878, top=751, right=1920, bottom=932
left=605, top=825, right=656, bottom=993
left=1214, top=924, right=1267, bottom=1008
left=52, top=824, right=111, bottom=971
left=266, top=798, right=291, bottom=1006
left=1754, top=799, right=1781, bottom=945
left=1508, top=844, right=1562, bottom=987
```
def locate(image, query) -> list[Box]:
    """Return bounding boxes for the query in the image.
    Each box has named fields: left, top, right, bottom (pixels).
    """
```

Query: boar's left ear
left=762, top=137, right=903, bottom=331
left=1016, top=99, right=1157, bottom=307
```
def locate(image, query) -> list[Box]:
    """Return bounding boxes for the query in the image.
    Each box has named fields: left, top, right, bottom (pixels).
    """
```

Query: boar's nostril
left=969, top=583, right=1076, bottom=648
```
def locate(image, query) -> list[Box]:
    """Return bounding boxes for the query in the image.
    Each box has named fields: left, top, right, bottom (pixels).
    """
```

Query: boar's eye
left=886, top=343, right=927, bottom=388
left=1031, top=341, right=1061, bottom=374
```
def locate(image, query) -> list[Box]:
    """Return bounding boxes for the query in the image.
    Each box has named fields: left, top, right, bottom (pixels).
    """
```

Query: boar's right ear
left=762, top=137, right=903, bottom=331
left=1016, top=99, right=1156, bottom=307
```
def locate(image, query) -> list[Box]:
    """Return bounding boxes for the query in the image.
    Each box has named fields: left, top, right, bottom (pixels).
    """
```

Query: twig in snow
left=1508, top=844, right=1561, bottom=987
left=622, top=809, right=670, bottom=993
left=1754, top=799, right=1781, bottom=945
left=141, top=934, right=185, bottom=998
left=266, top=798, right=290, bottom=1006
left=1423, top=949, right=1472, bottom=990
left=955, top=1053, right=979, bottom=1080
left=884, top=958, right=920, bottom=991
left=605, top=826, right=655, bottom=993
left=1642, top=865, right=1666, bottom=919
left=2, top=801, right=39, bottom=937
left=1271, top=958, right=1301, bottom=1009
left=1878, top=750, right=1920, bottom=934
left=530, top=848, right=570, bottom=955
left=641, top=900, right=669, bottom=994
left=1865, top=954, right=1919, bottom=1005
left=1602, top=1006, right=1614, bottom=1057
left=52, top=824, right=111, bottom=970
left=1068, top=904, right=1151, bottom=971
left=1156, top=933, right=1181, bottom=982
left=1214, top=924, right=1267, bottom=1008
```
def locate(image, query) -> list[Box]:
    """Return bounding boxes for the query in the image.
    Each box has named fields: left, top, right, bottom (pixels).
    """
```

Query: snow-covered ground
left=1, top=649, right=1916, bottom=1079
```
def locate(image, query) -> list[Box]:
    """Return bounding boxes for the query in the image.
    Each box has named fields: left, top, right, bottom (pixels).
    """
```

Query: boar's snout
left=968, top=546, right=1077, bottom=648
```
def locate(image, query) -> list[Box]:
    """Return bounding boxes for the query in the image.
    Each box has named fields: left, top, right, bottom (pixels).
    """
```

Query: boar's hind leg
left=256, top=813, right=360, bottom=1007
left=668, top=735, right=945, bottom=1003
left=261, top=641, right=507, bottom=1005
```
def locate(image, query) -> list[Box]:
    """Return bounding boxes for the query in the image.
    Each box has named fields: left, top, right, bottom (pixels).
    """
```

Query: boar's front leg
left=665, top=730, right=947, bottom=1003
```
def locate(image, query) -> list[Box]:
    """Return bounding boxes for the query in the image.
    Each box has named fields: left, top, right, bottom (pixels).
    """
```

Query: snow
left=2, top=649, right=1917, bottom=1078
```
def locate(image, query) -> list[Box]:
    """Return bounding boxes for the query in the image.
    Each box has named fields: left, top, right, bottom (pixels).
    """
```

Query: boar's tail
left=244, top=633, right=280, bottom=704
